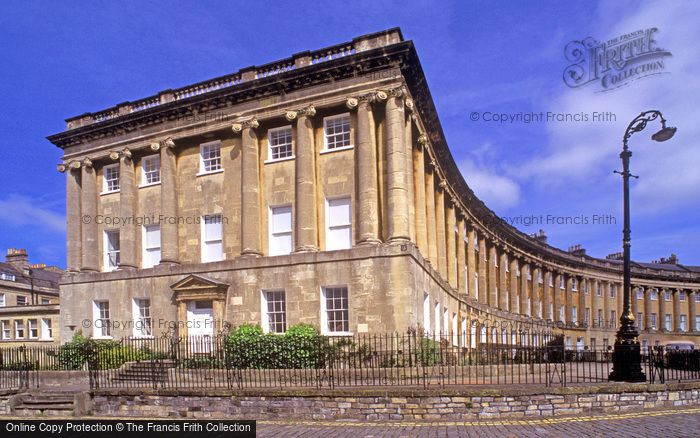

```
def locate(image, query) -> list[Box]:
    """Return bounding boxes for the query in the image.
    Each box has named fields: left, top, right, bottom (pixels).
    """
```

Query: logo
left=563, top=28, right=672, bottom=92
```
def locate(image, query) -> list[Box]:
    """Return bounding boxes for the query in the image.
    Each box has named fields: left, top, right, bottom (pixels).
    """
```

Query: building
left=48, top=29, right=699, bottom=349
left=0, top=249, right=61, bottom=345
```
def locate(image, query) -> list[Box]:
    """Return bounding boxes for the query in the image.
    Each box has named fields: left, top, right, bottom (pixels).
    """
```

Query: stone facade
left=0, top=249, right=62, bottom=346
left=87, top=382, right=700, bottom=420
left=47, top=28, right=700, bottom=347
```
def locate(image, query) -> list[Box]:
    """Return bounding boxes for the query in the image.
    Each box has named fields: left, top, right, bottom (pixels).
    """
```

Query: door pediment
left=170, top=273, right=228, bottom=302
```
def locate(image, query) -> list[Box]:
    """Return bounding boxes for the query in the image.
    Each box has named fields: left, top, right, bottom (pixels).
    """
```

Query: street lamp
left=609, top=110, right=676, bottom=382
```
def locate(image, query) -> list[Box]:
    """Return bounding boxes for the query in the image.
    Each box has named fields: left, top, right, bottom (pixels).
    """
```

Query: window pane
left=204, top=215, right=223, bottom=240
left=328, top=198, right=351, bottom=226
left=271, top=206, right=292, bottom=233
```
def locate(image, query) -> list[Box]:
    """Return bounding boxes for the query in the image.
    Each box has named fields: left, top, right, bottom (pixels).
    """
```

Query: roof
left=0, top=262, right=63, bottom=290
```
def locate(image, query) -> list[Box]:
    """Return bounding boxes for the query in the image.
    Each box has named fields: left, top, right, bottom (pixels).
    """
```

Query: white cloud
left=517, top=1, right=700, bottom=214
left=457, top=158, right=521, bottom=212
left=0, top=194, right=65, bottom=233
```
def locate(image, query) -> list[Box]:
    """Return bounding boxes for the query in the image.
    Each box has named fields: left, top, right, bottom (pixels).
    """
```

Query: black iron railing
left=1, top=331, right=698, bottom=391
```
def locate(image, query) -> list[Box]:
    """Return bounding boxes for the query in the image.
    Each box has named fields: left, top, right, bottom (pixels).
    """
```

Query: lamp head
left=651, top=125, right=676, bottom=142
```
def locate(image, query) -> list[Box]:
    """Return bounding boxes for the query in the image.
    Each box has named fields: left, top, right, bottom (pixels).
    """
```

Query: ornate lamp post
left=609, top=110, right=676, bottom=382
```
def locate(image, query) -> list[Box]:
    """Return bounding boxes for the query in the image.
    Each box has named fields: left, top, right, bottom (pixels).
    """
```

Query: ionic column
left=673, top=288, right=682, bottom=331
left=591, top=280, right=599, bottom=327
left=467, top=226, right=477, bottom=301
left=290, top=107, right=319, bottom=252
left=404, top=102, right=416, bottom=243
left=80, top=159, right=98, bottom=272
left=543, top=270, right=552, bottom=321
left=235, top=119, right=262, bottom=256
left=689, top=290, right=698, bottom=333
left=413, top=135, right=428, bottom=252
left=435, top=183, right=447, bottom=275
left=603, top=282, right=611, bottom=328
left=119, top=149, right=137, bottom=269
left=353, top=98, right=380, bottom=245
left=565, top=276, right=573, bottom=325
left=644, top=286, right=653, bottom=332
left=520, top=261, right=529, bottom=316
left=446, top=200, right=457, bottom=289
left=659, top=288, right=668, bottom=332
left=158, top=139, right=179, bottom=264
left=487, top=244, right=498, bottom=308
left=425, top=165, right=438, bottom=263
left=509, top=257, right=519, bottom=312
left=477, top=236, right=487, bottom=305
left=384, top=88, right=409, bottom=242
left=456, top=216, right=466, bottom=295
left=61, top=162, right=82, bottom=272
left=498, top=251, right=508, bottom=311
left=532, top=266, right=541, bottom=318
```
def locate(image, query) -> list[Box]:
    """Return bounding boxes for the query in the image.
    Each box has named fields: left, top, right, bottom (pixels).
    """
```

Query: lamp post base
left=608, top=337, right=646, bottom=382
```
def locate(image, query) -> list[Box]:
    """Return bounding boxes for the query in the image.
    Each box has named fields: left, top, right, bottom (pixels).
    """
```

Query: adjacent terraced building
left=48, top=28, right=699, bottom=350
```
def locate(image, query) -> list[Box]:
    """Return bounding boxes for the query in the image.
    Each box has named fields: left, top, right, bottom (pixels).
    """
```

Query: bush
left=56, top=333, right=168, bottom=370
left=223, top=323, right=331, bottom=369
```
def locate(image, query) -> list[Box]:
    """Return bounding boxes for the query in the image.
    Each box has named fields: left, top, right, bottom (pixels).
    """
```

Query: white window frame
left=434, top=302, right=440, bottom=337
left=40, top=318, right=53, bottom=340
left=199, top=140, right=223, bottom=175
left=651, top=289, right=658, bottom=301
left=140, top=154, right=161, bottom=186
left=664, top=314, right=671, bottom=331
left=93, top=300, right=112, bottom=339
left=266, top=126, right=294, bottom=162
left=0, top=293, right=5, bottom=307
left=1, top=320, right=10, bottom=339
left=104, top=229, right=120, bottom=271
left=102, top=163, right=120, bottom=194
left=16, top=295, right=27, bottom=306
left=269, top=205, right=293, bottom=256
left=325, top=197, right=352, bottom=250
left=680, top=314, right=687, bottom=332
left=651, top=313, right=657, bottom=330
left=322, top=113, right=352, bottom=152
left=14, top=320, right=25, bottom=339
left=142, top=225, right=161, bottom=268
left=321, top=286, right=351, bottom=336
left=28, top=319, right=38, bottom=339
left=261, top=290, right=287, bottom=334
left=132, top=298, right=153, bottom=338
left=201, top=214, right=224, bottom=262
left=680, top=291, right=686, bottom=301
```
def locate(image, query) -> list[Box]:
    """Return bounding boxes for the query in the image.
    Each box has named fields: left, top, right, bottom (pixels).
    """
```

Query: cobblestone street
left=258, top=406, right=700, bottom=437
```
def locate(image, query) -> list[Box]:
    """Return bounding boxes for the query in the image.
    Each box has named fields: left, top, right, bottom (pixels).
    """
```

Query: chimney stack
left=568, top=244, right=586, bottom=257
left=6, top=248, right=29, bottom=270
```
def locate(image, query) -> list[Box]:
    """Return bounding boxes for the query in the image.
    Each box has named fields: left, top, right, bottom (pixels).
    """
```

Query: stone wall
left=90, top=382, right=700, bottom=420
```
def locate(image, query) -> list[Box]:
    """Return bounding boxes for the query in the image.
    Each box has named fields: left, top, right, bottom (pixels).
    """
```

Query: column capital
left=231, top=117, right=259, bottom=133
left=388, top=85, right=407, bottom=98
left=286, top=105, right=316, bottom=121
left=417, top=133, right=429, bottom=149
left=149, top=142, right=160, bottom=152
left=81, top=158, right=93, bottom=168
left=57, top=163, right=67, bottom=173
left=162, top=137, right=176, bottom=149
left=108, top=151, right=121, bottom=161
left=404, top=98, right=414, bottom=113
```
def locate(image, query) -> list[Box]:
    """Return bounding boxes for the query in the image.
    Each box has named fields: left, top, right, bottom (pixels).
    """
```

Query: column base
left=158, top=259, right=180, bottom=266
left=117, top=264, right=138, bottom=270
left=356, top=238, right=382, bottom=246
left=294, top=245, right=319, bottom=253
left=239, top=250, right=263, bottom=257
left=79, top=267, right=99, bottom=273
left=387, top=235, right=411, bottom=243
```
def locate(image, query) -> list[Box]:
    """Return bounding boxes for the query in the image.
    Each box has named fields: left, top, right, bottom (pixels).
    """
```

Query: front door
left=187, top=300, right=214, bottom=353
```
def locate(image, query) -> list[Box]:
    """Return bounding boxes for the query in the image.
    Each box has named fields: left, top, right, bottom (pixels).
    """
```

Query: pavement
left=257, top=406, right=700, bottom=437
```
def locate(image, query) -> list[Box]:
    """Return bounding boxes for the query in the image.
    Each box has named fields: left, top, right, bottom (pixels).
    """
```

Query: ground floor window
left=321, top=286, right=349, bottom=334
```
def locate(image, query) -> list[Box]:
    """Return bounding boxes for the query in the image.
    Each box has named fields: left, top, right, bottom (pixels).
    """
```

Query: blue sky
left=0, top=0, right=697, bottom=268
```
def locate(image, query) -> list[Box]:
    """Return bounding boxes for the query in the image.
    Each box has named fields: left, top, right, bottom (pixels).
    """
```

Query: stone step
left=21, top=397, right=74, bottom=405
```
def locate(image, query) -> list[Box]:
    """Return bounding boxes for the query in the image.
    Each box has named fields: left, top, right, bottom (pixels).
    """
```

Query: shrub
left=223, top=323, right=331, bottom=369
left=56, top=333, right=167, bottom=370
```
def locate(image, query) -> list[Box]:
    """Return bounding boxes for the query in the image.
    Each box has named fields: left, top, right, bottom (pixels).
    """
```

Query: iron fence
left=1, top=330, right=699, bottom=391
